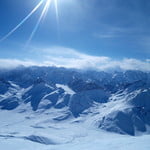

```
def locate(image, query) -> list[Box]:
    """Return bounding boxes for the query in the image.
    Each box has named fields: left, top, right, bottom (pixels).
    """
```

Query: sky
left=0, top=0, right=150, bottom=71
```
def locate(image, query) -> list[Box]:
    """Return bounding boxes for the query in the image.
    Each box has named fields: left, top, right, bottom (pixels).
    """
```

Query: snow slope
left=0, top=110, right=150, bottom=150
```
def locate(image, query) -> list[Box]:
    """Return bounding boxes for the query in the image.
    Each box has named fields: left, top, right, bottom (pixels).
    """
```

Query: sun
left=0, top=0, right=59, bottom=45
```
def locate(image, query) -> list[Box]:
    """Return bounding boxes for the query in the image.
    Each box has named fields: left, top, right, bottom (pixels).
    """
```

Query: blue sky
left=0, top=0, right=150, bottom=70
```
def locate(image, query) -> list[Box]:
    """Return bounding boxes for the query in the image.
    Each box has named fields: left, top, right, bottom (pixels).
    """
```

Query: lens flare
left=0, top=0, right=60, bottom=45
left=26, top=0, right=52, bottom=45
left=0, top=0, right=44, bottom=42
left=54, top=0, right=59, bottom=24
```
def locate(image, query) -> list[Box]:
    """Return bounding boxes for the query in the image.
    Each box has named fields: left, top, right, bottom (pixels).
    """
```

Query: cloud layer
left=0, top=46, right=149, bottom=72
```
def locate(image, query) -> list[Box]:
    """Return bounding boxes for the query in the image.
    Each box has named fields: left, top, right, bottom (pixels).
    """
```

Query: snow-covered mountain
left=0, top=66, right=150, bottom=138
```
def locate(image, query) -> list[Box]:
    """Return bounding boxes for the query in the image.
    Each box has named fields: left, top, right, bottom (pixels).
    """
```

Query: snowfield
left=0, top=110, right=150, bottom=150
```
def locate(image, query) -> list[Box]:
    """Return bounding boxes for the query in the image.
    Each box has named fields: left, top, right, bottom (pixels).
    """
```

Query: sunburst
left=0, top=0, right=59, bottom=45
left=26, top=0, right=52, bottom=45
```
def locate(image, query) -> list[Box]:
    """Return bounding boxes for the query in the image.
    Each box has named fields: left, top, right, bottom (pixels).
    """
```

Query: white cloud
left=0, top=46, right=149, bottom=72
left=0, top=59, right=39, bottom=69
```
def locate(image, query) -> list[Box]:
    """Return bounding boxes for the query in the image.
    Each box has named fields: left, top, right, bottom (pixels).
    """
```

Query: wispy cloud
left=93, top=26, right=145, bottom=39
left=0, top=46, right=149, bottom=72
left=93, top=27, right=125, bottom=39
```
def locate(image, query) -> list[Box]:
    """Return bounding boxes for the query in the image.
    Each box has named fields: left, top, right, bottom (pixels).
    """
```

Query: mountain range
left=0, top=66, right=150, bottom=136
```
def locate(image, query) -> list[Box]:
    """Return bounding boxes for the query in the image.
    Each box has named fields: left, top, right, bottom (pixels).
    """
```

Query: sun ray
left=0, top=0, right=44, bottom=42
left=26, top=0, right=52, bottom=46
left=54, top=0, right=60, bottom=40
left=54, top=0, right=59, bottom=24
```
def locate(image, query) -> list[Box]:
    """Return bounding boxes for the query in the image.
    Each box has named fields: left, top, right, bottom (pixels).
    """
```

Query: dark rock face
left=0, top=79, right=11, bottom=94
left=24, top=135, right=57, bottom=145
left=68, top=79, right=103, bottom=92
left=133, top=116, right=146, bottom=132
left=115, top=111, right=134, bottom=135
left=69, top=93, right=92, bottom=117
left=99, top=107, right=149, bottom=136
left=69, top=89, right=109, bottom=117
left=24, top=83, right=53, bottom=111
left=99, top=111, right=134, bottom=135
left=130, top=90, right=150, bottom=111
left=0, top=97, right=19, bottom=110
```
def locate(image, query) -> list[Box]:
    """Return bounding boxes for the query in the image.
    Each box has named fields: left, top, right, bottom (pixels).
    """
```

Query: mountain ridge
left=0, top=66, right=150, bottom=136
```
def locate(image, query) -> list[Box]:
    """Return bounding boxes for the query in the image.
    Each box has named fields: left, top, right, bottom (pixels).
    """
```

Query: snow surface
left=0, top=110, right=150, bottom=150
left=56, top=84, right=75, bottom=95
